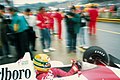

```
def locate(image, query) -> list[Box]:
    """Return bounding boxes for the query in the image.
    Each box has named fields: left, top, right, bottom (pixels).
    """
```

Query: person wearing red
left=47, top=10, right=54, bottom=33
left=88, top=6, right=98, bottom=35
left=33, top=54, right=82, bottom=80
left=36, top=7, right=55, bottom=53
left=53, top=9, right=63, bottom=39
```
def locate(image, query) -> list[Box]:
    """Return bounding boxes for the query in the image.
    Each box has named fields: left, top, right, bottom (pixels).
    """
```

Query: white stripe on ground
left=97, top=28, right=120, bottom=35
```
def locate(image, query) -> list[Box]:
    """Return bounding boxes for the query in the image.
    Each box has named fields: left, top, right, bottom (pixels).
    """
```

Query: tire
left=83, top=46, right=109, bottom=65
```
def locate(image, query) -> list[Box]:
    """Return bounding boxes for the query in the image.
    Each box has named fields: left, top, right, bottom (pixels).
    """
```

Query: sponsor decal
left=0, top=68, right=31, bottom=80
left=0, top=52, right=37, bottom=80
left=95, top=50, right=105, bottom=56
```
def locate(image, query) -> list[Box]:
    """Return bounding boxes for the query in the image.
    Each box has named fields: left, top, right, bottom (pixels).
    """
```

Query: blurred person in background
left=65, top=6, right=81, bottom=53
left=109, top=5, right=118, bottom=18
left=47, top=10, right=54, bottom=34
left=24, top=8, right=37, bottom=51
left=88, top=5, right=98, bottom=35
left=79, top=11, right=89, bottom=49
left=8, top=7, right=32, bottom=60
left=36, top=6, right=55, bottom=53
left=53, top=9, right=63, bottom=40
left=0, top=4, right=12, bottom=59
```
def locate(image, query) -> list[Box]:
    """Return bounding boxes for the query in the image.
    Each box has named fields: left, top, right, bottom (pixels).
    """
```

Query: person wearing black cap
left=0, top=4, right=12, bottom=59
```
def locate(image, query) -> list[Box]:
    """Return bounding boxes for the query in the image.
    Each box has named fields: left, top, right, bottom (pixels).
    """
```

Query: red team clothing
left=36, top=11, right=53, bottom=50
left=88, top=8, right=98, bottom=35
left=53, top=12, right=63, bottom=39
left=47, top=12, right=54, bottom=32
left=37, top=12, right=50, bottom=29
left=36, top=66, right=78, bottom=80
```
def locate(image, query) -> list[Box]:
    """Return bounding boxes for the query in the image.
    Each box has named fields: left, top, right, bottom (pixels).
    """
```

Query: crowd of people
left=0, top=3, right=99, bottom=80
left=0, top=4, right=98, bottom=61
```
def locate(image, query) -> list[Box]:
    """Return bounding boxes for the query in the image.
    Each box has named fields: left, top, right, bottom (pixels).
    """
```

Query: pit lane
left=0, top=21, right=120, bottom=65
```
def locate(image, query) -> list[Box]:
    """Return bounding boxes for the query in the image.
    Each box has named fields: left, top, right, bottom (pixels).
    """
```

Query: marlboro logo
left=0, top=68, right=31, bottom=80
left=0, top=52, right=37, bottom=80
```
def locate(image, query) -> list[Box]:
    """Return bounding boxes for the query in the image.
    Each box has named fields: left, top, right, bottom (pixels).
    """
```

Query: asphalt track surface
left=91, top=22, right=120, bottom=59
left=0, top=21, right=120, bottom=65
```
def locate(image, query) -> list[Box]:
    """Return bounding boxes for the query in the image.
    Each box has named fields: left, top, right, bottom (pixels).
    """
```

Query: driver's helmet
left=33, top=54, right=51, bottom=72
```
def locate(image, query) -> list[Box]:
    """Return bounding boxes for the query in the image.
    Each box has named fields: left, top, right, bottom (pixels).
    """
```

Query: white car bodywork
left=0, top=53, right=120, bottom=80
